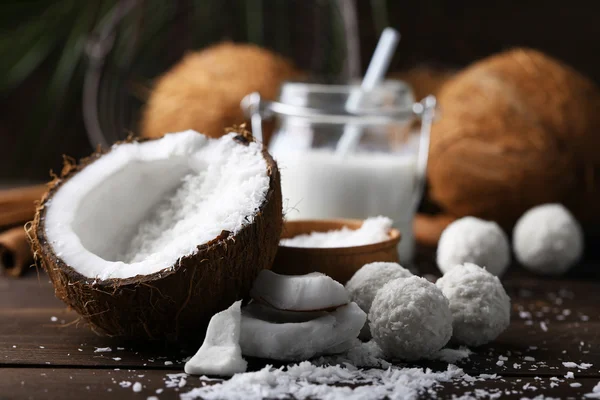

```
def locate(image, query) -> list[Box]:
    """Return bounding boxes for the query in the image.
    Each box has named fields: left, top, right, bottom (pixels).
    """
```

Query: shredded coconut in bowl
left=280, top=216, right=392, bottom=248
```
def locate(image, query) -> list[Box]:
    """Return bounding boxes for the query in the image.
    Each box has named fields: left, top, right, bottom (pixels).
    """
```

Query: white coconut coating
left=369, top=276, right=452, bottom=361
left=513, top=204, right=584, bottom=275
left=436, top=263, right=510, bottom=347
left=437, top=216, right=510, bottom=276
left=345, top=262, right=413, bottom=339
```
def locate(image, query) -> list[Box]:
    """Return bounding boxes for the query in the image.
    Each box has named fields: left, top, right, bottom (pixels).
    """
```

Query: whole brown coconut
left=428, top=48, right=600, bottom=229
left=141, top=42, right=300, bottom=142
left=29, top=128, right=282, bottom=344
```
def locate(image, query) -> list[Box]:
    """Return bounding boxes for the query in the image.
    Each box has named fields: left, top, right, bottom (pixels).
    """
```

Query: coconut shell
left=140, top=42, right=301, bottom=144
left=428, top=48, right=600, bottom=229
left=29, top=130, right=283, bottom=344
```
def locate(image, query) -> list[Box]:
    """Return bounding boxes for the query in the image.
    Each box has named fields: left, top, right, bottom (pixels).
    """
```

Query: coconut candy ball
left=437, top=216, right=510, bottom=276
left=436, top=263, right=511, bottom=347
left=513, top=203, right=584, bottom=275
left=369, top=276, right=452, bottom=361
left=345, top=262, right=413, bottom=339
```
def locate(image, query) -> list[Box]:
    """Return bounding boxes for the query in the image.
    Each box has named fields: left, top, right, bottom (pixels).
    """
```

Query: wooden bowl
left=271, top=219, right=401, bottom=284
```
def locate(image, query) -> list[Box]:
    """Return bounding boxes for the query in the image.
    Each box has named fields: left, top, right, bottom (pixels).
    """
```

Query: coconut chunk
left=42, top=130, right=269, bottom=280
left=242, top=302, right=328, bottom=323
left=185, top=301, right=247, bottom=376
left=250, top=270, right=350, bottom=311
left=240, top=302, right=366, bottom=361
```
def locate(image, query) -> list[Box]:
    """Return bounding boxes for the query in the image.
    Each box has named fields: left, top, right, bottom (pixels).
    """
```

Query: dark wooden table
left=2, top=254, right=599, bottom=400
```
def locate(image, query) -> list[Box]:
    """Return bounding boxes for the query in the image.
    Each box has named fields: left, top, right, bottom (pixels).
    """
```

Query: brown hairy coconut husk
left=428, top=48, right=600, bottom=230
left=141, top=42, right=301, bottom=143
left=29, top=128, right=282, bottom=344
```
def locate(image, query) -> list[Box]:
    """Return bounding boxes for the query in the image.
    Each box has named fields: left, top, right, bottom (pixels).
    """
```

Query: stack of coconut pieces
left=185, top=270, right=366, bottom=376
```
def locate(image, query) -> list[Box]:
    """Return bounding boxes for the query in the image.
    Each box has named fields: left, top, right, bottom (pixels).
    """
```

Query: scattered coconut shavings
left=540, top=322, right=548, bottom=332
left=584, top=382, right=600, bottom=398
left=50, top=316, right=58, bottom=322
left=565, top=372, right=574, bottom=379
left=94, top=347, right=112, bottom=353
left=429, top=346, right=473, bottom=363
left=521, top=396, right=560, bottom=400
left=164, top=361, right=173, bottom=366
left=119, top=381, right=132, bottom=388
left=570, top=382, right=582, bottom=388
left=313, top=340, right=390, bottom=369
left=181, top=361, right=467, bottom=400
left=280, top=216, right=392, bottom=248
left=165, top=373, right=188, bottom=388
left=112, top=357, right=121, bottom=361
left=563, top=362, right=592, bottom=369
left=133, top=382, right=142, bottom=392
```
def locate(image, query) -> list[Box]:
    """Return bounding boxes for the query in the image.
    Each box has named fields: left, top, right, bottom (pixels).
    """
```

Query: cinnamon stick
left=0, top=226, right=33, bottom=278
left=414, top=213, right=457, bottom=247
left=0, top=184, right=46, bottom=228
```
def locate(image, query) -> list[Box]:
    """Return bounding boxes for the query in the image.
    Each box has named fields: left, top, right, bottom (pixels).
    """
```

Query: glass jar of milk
left=242, top=81, right=435, bottom=263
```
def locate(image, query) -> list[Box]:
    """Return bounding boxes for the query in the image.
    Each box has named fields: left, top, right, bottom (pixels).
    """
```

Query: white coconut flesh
left=43, top=130, right=269, bottom=280
left=240, top=302, right=366, bottom=361
left=185, top=300, right=247, bottom=376
left=250, top=270, right=350, bottom=311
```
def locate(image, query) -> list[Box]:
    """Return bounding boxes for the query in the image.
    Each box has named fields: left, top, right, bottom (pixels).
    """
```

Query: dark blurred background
left=2, top=0, right=600, bottom=183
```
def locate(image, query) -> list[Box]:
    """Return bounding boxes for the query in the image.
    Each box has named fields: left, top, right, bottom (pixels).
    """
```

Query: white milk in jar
left=242, top=81, right=435, bottom=263
left=273, top=148, right=418, bottom=261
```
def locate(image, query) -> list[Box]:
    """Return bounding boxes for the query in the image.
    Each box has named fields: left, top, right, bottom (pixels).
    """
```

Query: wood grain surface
left=1, top=253, right=599, bottom=399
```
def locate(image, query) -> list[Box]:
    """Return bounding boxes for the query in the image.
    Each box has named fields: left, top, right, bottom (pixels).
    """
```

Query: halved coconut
left=30, top=129, right=282, bottom=342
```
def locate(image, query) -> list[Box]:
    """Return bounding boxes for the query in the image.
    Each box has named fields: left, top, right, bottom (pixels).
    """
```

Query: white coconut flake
left=563, top=362, right=592, bottom=369
left=584, top=381, right=600, bottom=398
left=250, top=270, right=350, bottom=311
left=185, top=301, right=247, bottom=376
left=119, top=381, right=132, bottom=388
left=165, top=373, right=188, bottom=388
left=133, top=382, right=142, bottom=392
left=44, top=131, right=269, bottom=280
left=429, top=347, right=473, bottom=363
left=313, top=340, right=390, bottom=369
left=94, top=347, right=112, bottom=353
left=181, top=362, right=467, bottom=400
left=240, top=302, right=366, bottom=361
left=280, top=216, right=392, bottom=248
